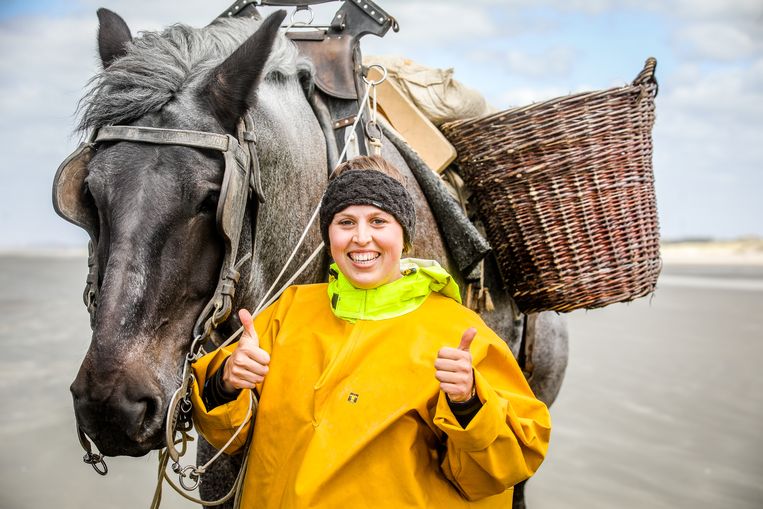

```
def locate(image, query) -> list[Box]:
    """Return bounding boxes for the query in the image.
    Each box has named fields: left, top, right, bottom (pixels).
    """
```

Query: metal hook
left=76, top=423, right=109, bottom=476
left=361, top=64, right=386, bottom=154
left=285, top=5, right=314, bottom=31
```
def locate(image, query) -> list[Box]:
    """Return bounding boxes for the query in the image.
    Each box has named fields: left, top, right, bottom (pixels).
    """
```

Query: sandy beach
left=1, top=251, right=761, bottom=508
left=660, top=238, right=763, bottom=266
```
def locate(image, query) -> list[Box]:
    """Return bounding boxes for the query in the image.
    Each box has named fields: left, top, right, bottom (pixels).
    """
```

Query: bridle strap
left=96, top=126, right=233, bottom=152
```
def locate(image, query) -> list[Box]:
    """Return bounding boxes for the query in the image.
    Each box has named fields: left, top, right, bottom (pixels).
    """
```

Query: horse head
left=63, top=9, right=297, bottom=457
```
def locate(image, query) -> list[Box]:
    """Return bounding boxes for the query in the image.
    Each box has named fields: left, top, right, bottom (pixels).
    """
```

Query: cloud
left=631, top=0, right=763, bottom=63
left=466, top=46, right=576, bottom=81
left=365, top=3, right=500, bottom=47
left=75, top=0, right=222, bottom=29
left=505, top=46, right=577, bottom=78
left=497, top=84, right=587, bottom=107
left=0, top=18, right=97, bottom=123
left=665, top=59, right=763, bottom=125
left=658, top=0, right=762, bottom=21
left=675, top=23, right=760, bottom=61
left=651, top=56, right=763, bottom=237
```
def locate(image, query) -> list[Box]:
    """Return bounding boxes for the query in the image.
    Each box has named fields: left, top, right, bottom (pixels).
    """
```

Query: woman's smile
left=348, top=251, right=381, bottom=264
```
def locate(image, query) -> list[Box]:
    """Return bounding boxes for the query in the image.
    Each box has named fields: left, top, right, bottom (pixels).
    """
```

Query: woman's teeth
left=349, top=252, right=380, bottom=263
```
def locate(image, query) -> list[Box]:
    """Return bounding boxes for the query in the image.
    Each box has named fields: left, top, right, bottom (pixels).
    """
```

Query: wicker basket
left=441, top=58, right=661, bottom=313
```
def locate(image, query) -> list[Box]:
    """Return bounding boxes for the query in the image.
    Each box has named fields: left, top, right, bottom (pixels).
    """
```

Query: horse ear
left=202, top=10, right=287, bottom=132
left=97, top=8, right=132, bottom=69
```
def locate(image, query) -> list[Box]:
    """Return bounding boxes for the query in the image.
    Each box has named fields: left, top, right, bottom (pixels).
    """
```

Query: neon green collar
left=327, top=258, right=461, bottom=322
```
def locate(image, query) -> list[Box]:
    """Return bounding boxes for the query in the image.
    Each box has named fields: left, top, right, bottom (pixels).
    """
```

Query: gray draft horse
left=67, top=9, right=568, bottom=508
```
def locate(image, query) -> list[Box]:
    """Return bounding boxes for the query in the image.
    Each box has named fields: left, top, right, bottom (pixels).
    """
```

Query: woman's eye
left=371, top=217, right=388, bottom=225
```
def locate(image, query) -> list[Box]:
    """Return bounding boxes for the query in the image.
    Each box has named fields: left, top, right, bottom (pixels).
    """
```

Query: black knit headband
left=319, top=169, right=416, bottom=248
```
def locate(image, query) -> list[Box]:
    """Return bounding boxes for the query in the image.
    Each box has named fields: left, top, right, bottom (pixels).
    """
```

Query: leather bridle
left=53, top=114, right=264, bottom=350
left=52, top=113, right=264, bottom=478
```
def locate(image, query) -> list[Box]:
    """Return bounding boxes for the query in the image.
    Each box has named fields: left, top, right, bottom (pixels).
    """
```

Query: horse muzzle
left=70, top=365, right=168, bottom=457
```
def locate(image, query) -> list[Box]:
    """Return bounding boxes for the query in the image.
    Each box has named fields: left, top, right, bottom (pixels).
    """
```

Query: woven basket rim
left=442, top=57, right=658, bottom=132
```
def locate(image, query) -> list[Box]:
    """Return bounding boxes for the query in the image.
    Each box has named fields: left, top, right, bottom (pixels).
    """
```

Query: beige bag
left=364, top=55, right=492, bottom=125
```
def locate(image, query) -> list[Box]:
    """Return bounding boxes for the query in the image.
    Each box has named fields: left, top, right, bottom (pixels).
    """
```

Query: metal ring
left=189, top=333, right=206, bottom=359
left=179, top=465, right=201, bottom=491
left=83, top=453, right=108, bottom=476
left=289, top=6, right=314, bottom=26
left=180, top=396, right=193, bottom=415
left=363, top=64, right=387, bottom=86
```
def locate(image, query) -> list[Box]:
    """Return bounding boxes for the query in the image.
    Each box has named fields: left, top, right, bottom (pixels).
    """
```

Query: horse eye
left=197, top=191, right=219, bottom=215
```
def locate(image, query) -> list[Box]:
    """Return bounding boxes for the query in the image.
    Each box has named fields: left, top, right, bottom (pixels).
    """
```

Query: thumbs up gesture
left=222, top=309, right=271, bottom=393
left=435, top=328, right=477, bottom=402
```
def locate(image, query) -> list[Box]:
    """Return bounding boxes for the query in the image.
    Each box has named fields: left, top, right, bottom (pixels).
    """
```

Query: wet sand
left=1, top=256, right=761, bottom=508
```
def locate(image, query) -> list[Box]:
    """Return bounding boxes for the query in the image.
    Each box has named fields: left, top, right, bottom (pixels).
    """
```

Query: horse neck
left=235, top=77, right=329, bottom=312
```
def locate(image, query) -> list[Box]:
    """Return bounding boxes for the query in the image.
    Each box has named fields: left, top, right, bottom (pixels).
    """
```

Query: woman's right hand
left=222, top=309, right=271, bottom=393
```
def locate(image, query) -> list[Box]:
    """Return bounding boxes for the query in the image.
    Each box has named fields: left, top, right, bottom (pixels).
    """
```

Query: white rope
left=153, top=390, right=256, bottom=508
left=195, top=390, right=255, bottom=475
left=246, top=80, right=375, bottom=320
left=256, top=243, right=325, bottom=314
left=252, top=205, right=321, bottom=315
left=217, top=242, right=324, bottom=351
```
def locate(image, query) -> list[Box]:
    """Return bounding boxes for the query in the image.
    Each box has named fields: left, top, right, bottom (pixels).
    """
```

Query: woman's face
left=328, top=204, right=404, bottom=289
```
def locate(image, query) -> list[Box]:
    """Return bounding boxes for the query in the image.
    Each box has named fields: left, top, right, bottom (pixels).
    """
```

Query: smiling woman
left=320, top=157, right=414, bottom=289
left=191, top=155, right=552, bottom=508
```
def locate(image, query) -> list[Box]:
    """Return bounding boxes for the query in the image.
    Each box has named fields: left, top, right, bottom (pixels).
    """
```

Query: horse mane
left=77, top=16, right=311, bottom=133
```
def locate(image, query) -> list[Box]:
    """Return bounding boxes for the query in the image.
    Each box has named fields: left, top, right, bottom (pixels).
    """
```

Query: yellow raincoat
left=191, top=260, right=550, bottom=508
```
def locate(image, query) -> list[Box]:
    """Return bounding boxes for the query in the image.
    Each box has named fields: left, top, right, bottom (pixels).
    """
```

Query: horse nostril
left=120, top=393, right=163, bottom=443
left=142, top=396, right=158, bottom=426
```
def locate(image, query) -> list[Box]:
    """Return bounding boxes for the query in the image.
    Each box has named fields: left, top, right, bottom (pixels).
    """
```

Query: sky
left=0, top=0, right=761, bottom=250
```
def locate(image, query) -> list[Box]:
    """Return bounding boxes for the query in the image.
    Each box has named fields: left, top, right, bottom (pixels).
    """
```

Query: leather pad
left=52, top=142, right=98, bottom=237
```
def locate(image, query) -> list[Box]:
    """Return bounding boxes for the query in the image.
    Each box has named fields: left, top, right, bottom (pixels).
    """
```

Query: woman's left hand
left=435, top=328, right=477, bottom=402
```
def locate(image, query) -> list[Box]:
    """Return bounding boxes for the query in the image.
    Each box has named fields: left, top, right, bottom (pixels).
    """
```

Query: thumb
left=458, top=327, right=477, bottom=351
left=238, top=308, right=259, bottom=347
